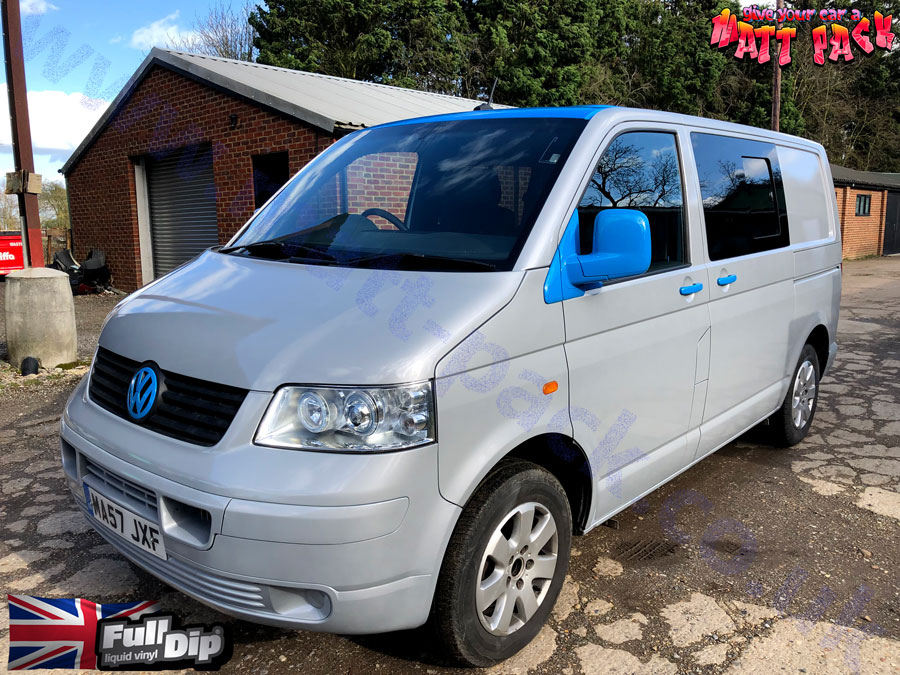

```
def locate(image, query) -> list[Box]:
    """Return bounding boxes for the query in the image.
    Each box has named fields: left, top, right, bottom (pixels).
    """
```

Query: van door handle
left=717, top=274, right=737, bottom=286
left=679, top=283, right=703, bottom=296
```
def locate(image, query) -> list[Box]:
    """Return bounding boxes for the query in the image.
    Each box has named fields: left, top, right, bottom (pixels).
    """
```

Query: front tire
left=769, top=343, right=820, bottom=447
left=430, top=459, right=572, bottom=667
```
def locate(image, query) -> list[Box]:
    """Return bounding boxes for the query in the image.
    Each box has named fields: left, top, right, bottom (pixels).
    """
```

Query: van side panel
left=434, top=270, right=574, bottom=507
left=779, top=146, right=836, bottom=244
left=700, top=249, right=794, bottom=440
left=781, top=146, right=842, bottom=384
left=789, top=265, right=841, bottom=372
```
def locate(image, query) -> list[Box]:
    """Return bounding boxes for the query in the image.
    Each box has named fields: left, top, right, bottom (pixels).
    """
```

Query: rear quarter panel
left=781, top=145, right=841, bottom=383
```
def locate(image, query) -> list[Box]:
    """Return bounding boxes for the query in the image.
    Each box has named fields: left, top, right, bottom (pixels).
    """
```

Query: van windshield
left=225, top=118, right=587, bottom=272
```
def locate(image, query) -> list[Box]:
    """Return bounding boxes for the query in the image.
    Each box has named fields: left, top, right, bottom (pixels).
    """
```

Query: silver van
left=60, top=106, right=840, bottom=665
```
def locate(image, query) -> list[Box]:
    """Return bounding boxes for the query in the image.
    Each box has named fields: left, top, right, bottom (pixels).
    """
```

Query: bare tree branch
left=167, top=0, right=257, bottom=62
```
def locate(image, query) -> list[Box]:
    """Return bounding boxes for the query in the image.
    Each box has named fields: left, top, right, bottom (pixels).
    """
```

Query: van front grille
left=83, top=457, right=159, bottom=520
left=81, top=501, right=267, bottom=611
left=89, top=347, right=248, bottom=447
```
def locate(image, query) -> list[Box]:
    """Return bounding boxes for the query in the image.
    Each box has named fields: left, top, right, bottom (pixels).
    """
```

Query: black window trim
left=855, top=193, right=871, bottom=217
left=742, top=155, right=784, bottom=242
left=574, top=127, right=691, bottom=286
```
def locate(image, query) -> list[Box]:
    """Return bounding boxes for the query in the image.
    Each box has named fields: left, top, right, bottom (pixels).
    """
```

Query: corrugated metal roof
left=171, top=51, right=506, bottom=128
left=61, top=48, right=508, bottom=175
left=830, top=163, right=900, bottom=190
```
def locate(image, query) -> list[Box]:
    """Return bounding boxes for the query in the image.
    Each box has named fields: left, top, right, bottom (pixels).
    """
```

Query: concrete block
left=4, top=267, right=77, bottom=369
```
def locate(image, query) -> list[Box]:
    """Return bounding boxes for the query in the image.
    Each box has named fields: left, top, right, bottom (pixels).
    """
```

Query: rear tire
left=768, top=344, right=820, bottom=447
left=430, top=459, right=572, bottom=667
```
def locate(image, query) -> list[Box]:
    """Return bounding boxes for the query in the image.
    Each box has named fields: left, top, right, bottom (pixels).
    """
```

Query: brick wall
left=65, top=65, right=336, bottom=291
left=346, top=152, right=417, bottom=228
left=835, top=185, right=886, bottom=259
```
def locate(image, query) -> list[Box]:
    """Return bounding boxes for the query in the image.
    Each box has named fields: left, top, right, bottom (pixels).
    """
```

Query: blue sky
left=1, top=0, right=231, bottom=185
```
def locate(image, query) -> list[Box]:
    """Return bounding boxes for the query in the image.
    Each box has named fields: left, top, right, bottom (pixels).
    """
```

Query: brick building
left=831, top=164, right=900, bottom=259
left=60, top=49, right=493, bottom=291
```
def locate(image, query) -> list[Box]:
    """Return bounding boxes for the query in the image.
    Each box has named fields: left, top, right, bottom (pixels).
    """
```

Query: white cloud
left=129, top=11, right=196, bottom=50
left=109, top=35, right=123, bottom=45
left=20, top=0, right=58, bottom=15
left=0, top=89, right=108, bottom=172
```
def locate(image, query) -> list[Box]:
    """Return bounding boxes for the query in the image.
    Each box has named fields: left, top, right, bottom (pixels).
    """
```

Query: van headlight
left=255, top=382, right=436, bottom=452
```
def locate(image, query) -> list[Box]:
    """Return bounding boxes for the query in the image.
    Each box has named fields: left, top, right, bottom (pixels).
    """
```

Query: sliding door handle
left=717, top=274, right=737, bottom=286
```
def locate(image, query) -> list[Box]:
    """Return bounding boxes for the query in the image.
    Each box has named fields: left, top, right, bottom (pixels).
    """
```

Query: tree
left=461, top=0, right=597, bottom=106
left=38, top=181, right=69, bottom=230
left=250, top=0, right=395, bottom=80
left=167, top=0, right=257, bottom=61
left=383, top=0, right=469, bottom=94
left=249, top=0, right=900, bottom=171
left=0, top=194, right=19, bottom=232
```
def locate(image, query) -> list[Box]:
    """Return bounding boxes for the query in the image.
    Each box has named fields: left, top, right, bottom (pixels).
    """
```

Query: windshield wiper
left=346, top=252, right=497, bottom=272
left=220, top=239, right=337, bottom=262
left=220, top=240, right=289, bottom=258
left=220, top=214, right=352, bottom=259
left=221, top=242, right=496, bottom=271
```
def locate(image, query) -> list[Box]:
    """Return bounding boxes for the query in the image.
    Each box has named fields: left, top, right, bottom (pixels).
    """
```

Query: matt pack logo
left=710, top=6, right=894, bottom=65
left=7, top=595, right=232, bottom=671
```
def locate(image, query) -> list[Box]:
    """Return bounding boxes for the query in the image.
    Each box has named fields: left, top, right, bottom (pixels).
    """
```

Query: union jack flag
left=7, top=595, right=159, bottom=670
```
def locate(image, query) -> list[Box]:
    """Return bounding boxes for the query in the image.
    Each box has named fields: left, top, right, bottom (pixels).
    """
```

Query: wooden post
left=2, top=0, right=44, bottom=267
left=771, top=0, right=784, bottom=132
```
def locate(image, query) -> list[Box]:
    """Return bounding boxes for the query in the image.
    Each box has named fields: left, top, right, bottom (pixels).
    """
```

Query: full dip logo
left=710, top=6, right=894, bottom=65
left=7, top=595, right=231, bottom=671
left=97, top=613, right=231, bottom=670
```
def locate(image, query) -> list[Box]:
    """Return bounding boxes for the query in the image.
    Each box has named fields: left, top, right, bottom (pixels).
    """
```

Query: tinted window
left=232, top=118, right=586, bottom=272
left=577, top=131, right=685, bottom=273
left=691, top=133, right=789, bottom=260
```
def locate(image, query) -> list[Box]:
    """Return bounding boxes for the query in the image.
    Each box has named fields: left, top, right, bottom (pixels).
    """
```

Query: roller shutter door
left=147, top=144, right=218, bottom=277
left=885, top=192, right=900, bottom=256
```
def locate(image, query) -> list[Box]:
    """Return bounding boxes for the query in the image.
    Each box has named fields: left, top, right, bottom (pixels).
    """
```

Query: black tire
left=430, top=459, right=572, bottom=667
left=768, top=343, right=820, bottom=447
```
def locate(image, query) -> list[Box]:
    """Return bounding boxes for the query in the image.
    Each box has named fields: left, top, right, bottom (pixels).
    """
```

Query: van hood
left=99, top=251, right=524, bottom=391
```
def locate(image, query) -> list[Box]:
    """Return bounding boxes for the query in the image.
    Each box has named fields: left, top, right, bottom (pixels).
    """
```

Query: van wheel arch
left=486, top=434, right=593, bottom=535
left=806, top=324, right=830, bottom=377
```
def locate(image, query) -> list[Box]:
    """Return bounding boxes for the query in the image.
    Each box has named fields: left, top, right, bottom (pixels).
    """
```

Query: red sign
left=0, top=233, right=25, bottom=275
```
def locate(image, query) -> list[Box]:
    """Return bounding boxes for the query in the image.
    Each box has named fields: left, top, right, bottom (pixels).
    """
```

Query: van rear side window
left=691, top=132, right=790, bottom=260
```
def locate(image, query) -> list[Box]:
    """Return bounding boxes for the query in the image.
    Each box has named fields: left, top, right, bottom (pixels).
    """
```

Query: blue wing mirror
left=562, top=209, right=651, bottom=288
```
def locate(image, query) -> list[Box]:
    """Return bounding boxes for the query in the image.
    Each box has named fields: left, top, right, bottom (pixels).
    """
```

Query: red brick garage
left=831, top=164, right=900, bottom=259
left=61, top=49, right=490, bottom=291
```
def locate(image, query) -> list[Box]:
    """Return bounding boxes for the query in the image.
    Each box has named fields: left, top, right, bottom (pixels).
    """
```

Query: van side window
left=577, top=131, right=685, bottom=273
left=691, top=132, right=790, bottom=260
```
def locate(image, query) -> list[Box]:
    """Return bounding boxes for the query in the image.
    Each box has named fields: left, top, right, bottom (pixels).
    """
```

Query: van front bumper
left=60, top=378, right=461, bottom=634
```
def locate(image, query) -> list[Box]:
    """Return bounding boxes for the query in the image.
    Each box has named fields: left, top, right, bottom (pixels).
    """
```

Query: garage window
left=855, top=194, right=871, bottom=217
left=253, top=152, right=290, bottom=210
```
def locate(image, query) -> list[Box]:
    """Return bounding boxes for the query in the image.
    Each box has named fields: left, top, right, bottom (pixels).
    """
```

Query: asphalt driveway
left=1, top=258, right=899, bottom=674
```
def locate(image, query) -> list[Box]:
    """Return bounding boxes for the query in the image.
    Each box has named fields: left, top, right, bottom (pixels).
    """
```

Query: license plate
left=84, top=485, right=167, bottom=560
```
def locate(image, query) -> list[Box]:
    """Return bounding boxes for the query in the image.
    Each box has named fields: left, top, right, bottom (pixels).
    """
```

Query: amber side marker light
left=542, top=381, right=559, bottom=395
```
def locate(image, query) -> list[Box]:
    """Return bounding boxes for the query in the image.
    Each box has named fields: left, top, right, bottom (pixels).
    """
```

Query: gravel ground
left=1, top=259, right=899, bottom=674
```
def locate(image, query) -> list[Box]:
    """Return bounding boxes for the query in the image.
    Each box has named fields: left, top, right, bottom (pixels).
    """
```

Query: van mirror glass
left=564, top=209, right=651, bottom=287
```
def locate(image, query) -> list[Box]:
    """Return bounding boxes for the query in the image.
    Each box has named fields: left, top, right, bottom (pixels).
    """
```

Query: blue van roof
left=374, top=105, right=614, bottom=129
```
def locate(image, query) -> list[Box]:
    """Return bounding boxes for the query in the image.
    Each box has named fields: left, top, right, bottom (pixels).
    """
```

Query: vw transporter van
left=60, top=106, right=841, bottom=665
